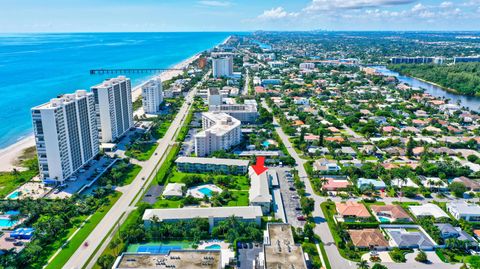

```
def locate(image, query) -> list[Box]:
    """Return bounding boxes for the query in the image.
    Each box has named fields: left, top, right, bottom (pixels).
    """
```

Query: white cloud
left=411, top=3, right=425, bottom=12
left=304, top=0, right=416, bottom=12
left=257, top=7, right=299, bottom=20
left=440, top=1, right=453, bottom=8
left=198, top=1, right=231, bottom=7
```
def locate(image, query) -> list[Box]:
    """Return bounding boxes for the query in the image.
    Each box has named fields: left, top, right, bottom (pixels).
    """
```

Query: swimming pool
left=0, top=218, right=17, bottom=229
left=378, top=217, right=391, bottom=223
left=262, top=141, right=271, bottom=147
left=205, top=244, right=221, bottom=250
left=7, top=191, right=20, bottom=199
left=128, top=242, right=191, bottom=254
left=198, top=187, right=213, bottom=197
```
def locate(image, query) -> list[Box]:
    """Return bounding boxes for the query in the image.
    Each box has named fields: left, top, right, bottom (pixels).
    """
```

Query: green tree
left=372, top=264, right=387, bottom=269
left=357, top=260, right=370, bottom=269
left=97, top=254, right=115, bottom=269
left=415, top=250, right=428, bottom=263
left=449, top=182, right=467, bottom=198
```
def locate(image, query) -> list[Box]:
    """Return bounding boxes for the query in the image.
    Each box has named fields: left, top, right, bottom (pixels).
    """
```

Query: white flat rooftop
left=143, top=206, right=263, bottom=221
left=175, top=156, right=249, bottom=166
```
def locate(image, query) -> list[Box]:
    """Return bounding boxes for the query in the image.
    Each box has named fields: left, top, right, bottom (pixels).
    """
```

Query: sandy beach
left=0, top=53, right=201, bottom=172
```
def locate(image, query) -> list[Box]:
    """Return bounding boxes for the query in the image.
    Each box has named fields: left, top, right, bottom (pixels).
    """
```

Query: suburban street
left=261, top=99, right=463, bottom=269
left=63, top=74, right=205, bottom=269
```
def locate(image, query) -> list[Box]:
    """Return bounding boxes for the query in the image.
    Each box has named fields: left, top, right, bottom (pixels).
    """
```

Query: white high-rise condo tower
left=32, top=90, right=99, bottom=183
left=142, top=78, right=163, bottom=114
left=91, top=76, right=134, bottom=143
left=212, top=56, right=233, bottom=78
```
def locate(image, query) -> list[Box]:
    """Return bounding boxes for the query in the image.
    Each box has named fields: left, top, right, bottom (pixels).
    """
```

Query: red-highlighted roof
left=251, top=156, right=268, bottom=175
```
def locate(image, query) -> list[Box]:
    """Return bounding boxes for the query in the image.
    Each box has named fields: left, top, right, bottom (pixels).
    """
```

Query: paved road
left=262, top=99, right=462, bottom=269
left=62, top=75, right=204, bottom=269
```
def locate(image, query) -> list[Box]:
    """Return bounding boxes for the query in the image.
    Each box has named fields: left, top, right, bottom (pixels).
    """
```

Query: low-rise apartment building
left=175, top=156, right=249, bottom=175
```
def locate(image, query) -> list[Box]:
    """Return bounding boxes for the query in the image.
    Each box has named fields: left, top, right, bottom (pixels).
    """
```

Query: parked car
left=296, top=215, right=306, bottom=221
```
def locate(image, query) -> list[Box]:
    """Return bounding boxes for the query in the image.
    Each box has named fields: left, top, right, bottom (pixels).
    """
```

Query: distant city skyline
left=1, top=0, right=480, bottom=32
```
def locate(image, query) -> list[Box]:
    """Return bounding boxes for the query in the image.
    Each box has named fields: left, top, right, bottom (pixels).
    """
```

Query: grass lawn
left=152, top=121, right=172, bottom=140
left=0, top=169, right=37, bottom=198
left=44, top=192, right=122, bottom=269
left=153, top=199, right=184, bottom=208
left=125, top=142, right=158, bottom=161
left=319, top=242, right=332, bottom=269
left=153, top=144, right=180, bottom=185
left=167, top=169, right=250, bottom=190
left=227, top=190, right=249, bottom=206
left=118, top=164, right=142, bottom=186
left=92, top=209, right=143, bottom=269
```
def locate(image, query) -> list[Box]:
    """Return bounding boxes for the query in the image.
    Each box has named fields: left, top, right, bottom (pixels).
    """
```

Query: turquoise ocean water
left=0, top=32, right=230, bottom=149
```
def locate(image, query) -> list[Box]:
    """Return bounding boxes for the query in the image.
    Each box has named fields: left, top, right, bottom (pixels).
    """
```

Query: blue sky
left=1, top=0, right=479, bottom=32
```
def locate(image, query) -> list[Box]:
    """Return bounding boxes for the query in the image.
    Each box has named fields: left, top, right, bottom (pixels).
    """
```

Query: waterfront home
left=357, top=178, right=386, bottom=190
left=335, top=201, right=371, bottom=219
left=348, top=229, right=389, bottom=250
left=447, top=201, right=480, bottom=221
left=370, top=205, right=412, bottom=223
left=409, top=203, right=449, bottom=220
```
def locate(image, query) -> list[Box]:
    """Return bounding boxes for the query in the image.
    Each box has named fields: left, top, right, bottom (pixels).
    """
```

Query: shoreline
left=0, top=52, right=203, bottom=172
left=0, top=34, right=232, bottom=172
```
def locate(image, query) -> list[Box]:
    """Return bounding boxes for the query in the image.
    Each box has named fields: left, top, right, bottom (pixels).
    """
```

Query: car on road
left=296, top=215, right=306, bottom=221
left=289, top=187, right=296, bottom=191
left=295, top=207, right=302, bottom=211
left=291, top=195, right=299, bottom=199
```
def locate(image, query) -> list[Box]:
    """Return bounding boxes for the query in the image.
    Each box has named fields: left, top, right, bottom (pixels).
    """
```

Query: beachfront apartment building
left=141, top=78, right=163, bottom=114
left=194, top=112, right=241, bottom=157
left=91, top=76, right=134, bottom=143
left=175, top=156, right=249, bottom=175
left=32, top=90, right=99, bottom=183
left=212, top=56, right=233, bottom=78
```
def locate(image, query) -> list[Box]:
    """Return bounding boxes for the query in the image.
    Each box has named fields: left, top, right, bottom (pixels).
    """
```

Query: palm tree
left=357, top=260, right=370, bottom=269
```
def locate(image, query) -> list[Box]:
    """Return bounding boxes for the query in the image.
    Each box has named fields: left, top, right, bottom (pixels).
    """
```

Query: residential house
left=447, top=201, right=480, bottom=221
left=371, top=205, right=412, bottom=223
left=335, top=201, right=371, bottom=219
left=357, top=178, right=386, bottom=190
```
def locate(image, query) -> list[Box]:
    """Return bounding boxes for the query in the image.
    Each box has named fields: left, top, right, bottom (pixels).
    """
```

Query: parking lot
left=237, top=242, right=263, bottom=269
left=275, top=167, right=306, bottom=228
left=47, top=156, right=116, bottom=199
left=178, top=112, right=202, bottom=157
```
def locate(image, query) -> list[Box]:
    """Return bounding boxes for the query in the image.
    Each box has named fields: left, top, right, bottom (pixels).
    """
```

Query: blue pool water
left=198, top=187, right=213, bottom=197
left=0, top=218, right=17, bottom=228
left=205, top=244, right=221, bottom=250
left=5, top=210, right=19, bottom=215
left=137, top=245, right=182, bottom=254
left=0, top=32, right=232, bottom=149
left=379, top=217, right=391, bottom=223
left=262, top=141, right=271, bottom=147
left=7, top=191, right=20, bottom=199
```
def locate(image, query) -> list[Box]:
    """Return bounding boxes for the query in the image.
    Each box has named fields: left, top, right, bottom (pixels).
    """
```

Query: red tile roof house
left=348, top=229, right=389, bottom=250
left=370, top=205, right=412, bottom=223
left=335, top=201, right=371, bottom=219
left=321, top=177, right=351, bottom=191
